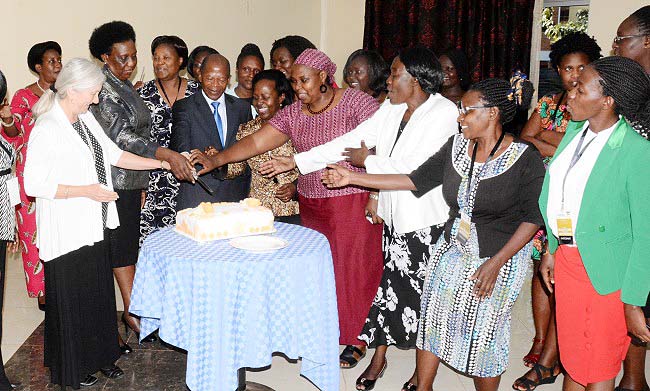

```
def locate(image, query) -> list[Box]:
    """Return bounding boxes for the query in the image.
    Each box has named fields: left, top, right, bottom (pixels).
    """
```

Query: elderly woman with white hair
left=24, top=58, right=174, bottom=389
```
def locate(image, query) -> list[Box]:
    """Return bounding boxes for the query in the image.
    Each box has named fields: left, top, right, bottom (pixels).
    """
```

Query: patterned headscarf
left=294, top=48, right=337, bottom=85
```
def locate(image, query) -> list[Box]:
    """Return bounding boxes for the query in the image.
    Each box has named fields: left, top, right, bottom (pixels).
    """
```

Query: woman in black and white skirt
left=261, top=46, right=459, bottom=390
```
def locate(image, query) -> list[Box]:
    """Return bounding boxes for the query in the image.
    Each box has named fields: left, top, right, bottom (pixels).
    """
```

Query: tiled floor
left=2, top=251, right=647, bottom=390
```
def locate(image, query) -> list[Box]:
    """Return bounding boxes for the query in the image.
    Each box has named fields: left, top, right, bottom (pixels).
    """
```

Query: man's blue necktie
left=211, top=101, right=225, bottom=147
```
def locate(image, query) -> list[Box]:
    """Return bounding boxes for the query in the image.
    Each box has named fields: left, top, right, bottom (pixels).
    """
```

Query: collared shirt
left=202, top=90, right=229, bottom=143
left=547, top=120, right=617, bottom=245
left=225, top=84, right=257, bottom=119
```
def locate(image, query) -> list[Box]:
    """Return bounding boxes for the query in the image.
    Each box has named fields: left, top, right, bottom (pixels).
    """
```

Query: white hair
left=32, top=57, right=106, bottom=117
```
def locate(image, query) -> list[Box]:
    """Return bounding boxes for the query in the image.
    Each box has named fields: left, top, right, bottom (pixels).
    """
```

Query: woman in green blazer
left=539, top=56, right=650, bottom=391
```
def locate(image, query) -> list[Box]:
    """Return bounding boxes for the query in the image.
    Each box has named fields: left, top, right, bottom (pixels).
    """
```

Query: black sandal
left=402, top=381, right=417, bottom=391
left=80, top=374, right=98, bottom=387
left=339, top=345, right=366, bottom=368
left=100, top=364, right=124, bottom=379
left=356, top=360, right=387, bottom=391
left=512, top=362, right=559, bottom=391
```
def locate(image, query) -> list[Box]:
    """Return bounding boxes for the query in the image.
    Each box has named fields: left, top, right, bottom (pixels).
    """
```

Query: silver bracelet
left=368, top=193, right=379, bottom=200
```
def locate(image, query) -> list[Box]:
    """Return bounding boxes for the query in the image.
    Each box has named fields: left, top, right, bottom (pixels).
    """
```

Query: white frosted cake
left=175, top=198, right=275, bottom=242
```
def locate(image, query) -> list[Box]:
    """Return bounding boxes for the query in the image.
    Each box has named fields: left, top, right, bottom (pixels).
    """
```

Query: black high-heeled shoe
left=122, top=313, right=158, bottom=343
left=401, top=381, right=417, bottom=391
left=355, top=360, right=387, bottom=391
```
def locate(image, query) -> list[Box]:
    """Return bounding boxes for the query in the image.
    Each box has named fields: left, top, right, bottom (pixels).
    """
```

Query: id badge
left=556, top=212, right=574, bottom=245
left=456, top=212, right=471, bottom=246
left=7, top=177, right=20, bottom=207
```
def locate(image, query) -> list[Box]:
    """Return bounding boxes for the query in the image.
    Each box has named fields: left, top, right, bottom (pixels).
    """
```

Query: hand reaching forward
left=275, top=182, right=296, bottom=203
left=343, top=140, right=369, bottom=168
left=321, top=164, right=352, bottom=188
left=190, top=149, right=219, bottom=176
left=205, top=146, right=219, bottom=157
left=167, top=151, right=195, bottom=182
left=259, top=155, right=295, bottom=178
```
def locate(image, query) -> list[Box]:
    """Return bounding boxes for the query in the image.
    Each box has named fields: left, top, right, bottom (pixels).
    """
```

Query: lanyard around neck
left=158, top=76, right=182, bottom=107
left=464, top=131, right=506, bottom=207
left=560, top=127, right=598, bottom=210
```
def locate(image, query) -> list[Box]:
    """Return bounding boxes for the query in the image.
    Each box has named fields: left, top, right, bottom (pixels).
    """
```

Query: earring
left=320, top=84, right=327, bottom=93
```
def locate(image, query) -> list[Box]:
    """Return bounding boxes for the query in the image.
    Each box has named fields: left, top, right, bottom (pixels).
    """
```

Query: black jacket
left=90, top=66, right=156, bottom=190
left=171, top=91, right=253, bottom=209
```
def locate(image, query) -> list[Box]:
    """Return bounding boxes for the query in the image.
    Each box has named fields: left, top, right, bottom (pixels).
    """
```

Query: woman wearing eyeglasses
left=611, top=7, right=650, bottom=391
left=613, top=6, right=649, bottom=75
left=88, top=21, right=194, bottom=353
left=322, top=78, right=544, bottom=391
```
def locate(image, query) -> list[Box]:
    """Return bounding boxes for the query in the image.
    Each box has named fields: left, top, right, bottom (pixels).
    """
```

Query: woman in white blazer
left=260, top=47, right=458, bottom=391
left=24, top=58, right=174, bottom=389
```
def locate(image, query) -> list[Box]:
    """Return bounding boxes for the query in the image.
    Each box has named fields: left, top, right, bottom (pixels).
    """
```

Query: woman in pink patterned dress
left=0, top=41, right=62, bottom=301
left=191, top=49, right=384, bottom=367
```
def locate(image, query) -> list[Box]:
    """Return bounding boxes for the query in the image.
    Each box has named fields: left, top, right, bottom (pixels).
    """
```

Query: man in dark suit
left=171, top=54, right=253, bottom=209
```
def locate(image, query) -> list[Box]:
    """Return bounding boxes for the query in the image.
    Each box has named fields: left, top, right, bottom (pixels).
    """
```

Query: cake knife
left=181, top=151, right=215, bottom=195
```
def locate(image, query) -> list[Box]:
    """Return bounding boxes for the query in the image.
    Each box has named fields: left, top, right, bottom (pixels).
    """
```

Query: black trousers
left=0, top=241, right=13, bottom=390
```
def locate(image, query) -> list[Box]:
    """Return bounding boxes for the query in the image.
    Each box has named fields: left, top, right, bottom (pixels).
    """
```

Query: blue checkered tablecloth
left=130, top=222, right=340, bottom=391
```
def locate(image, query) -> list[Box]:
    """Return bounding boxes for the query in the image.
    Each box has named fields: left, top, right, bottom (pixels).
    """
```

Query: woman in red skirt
left=538, top=56, right=650, bottom=390
left=190, top=49, right=384, bottom=367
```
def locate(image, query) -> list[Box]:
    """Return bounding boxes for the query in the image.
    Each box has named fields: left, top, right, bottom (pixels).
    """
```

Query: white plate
left=229, top=236, right=289, bottom=253
left=174, top=227, right=277, bottom=243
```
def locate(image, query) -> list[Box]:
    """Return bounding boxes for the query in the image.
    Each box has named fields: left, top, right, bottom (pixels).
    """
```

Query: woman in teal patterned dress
left=322, top=78, right=544, bottom=391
